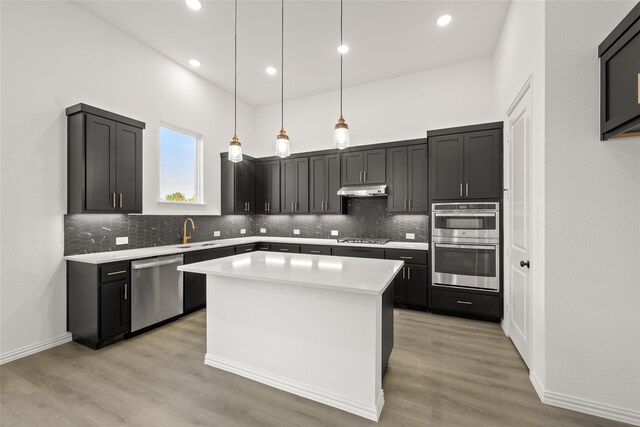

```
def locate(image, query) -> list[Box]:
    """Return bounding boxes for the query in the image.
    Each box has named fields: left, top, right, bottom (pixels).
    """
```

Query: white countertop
left=64, top=236, right=429, bottom=264
left=178, top=251, right=403, bottom=296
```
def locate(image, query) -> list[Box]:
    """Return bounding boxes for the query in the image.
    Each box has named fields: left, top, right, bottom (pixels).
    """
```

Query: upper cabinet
left=67, top=104, right=145, bottom=214
left=221, top=156, right=255, bottom=214
left=341, top=149, right=386, bottom=185
left=281, top=157, right=309, bottom=213
left=310, top=154, right=344, bottom=214
left=429, top=123, right=502, bottom=201
left=386, top=143, right=428, bottom=213
left=598, top=3, right=640, bottom=140
left=256, top=160, right=281, bottom=214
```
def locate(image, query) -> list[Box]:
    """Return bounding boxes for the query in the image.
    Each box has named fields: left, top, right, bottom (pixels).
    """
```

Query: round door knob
left=520, top=260, right=530, bottom=268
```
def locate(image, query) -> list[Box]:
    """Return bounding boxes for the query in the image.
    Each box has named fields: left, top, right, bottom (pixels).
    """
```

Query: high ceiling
left=75, top=0, right=510, bottom=107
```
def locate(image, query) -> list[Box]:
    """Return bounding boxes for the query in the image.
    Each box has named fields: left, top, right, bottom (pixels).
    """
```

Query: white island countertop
left=178, top=251, right=404, bottom=296
left=64, top=236, right=428, bottom=265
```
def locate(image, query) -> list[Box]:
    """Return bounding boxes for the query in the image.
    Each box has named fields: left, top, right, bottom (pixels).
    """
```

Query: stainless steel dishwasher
left=131, top=254, right=184, bottom=332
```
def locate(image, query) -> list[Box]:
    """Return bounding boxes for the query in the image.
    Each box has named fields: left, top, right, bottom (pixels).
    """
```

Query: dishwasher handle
left=132, top=256, right=184, bottom=270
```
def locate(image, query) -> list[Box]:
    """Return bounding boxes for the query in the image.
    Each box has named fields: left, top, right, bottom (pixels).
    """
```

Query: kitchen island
left=178, top=251, right=403, bottom=421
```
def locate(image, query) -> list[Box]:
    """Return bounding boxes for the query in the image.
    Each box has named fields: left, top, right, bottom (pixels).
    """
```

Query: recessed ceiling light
left=437, top=14, right=452, bottom=27
left=189, top=59, right=201, bottom=67
left=337, top=44, right=349, bottom=54
left=185, top=0, right=202, bottom=11
left=266, top=66, right=277, bottom=75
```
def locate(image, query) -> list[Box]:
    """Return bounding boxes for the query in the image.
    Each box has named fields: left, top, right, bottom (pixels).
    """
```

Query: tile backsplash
left=64, top=198, right=428, bottom=255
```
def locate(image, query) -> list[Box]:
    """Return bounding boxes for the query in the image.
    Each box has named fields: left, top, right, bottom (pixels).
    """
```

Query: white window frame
left=158, top=122, right=204, bottom=205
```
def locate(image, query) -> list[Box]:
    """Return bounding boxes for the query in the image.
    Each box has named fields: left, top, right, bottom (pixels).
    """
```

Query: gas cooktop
left=336, top=238, right=389, bottom=245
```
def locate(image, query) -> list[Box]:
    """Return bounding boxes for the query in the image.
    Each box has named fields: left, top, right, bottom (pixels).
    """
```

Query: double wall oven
left=431, top=203, right=500, bottom=292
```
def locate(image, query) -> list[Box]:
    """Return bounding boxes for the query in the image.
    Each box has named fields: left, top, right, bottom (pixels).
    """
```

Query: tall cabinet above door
left=386, top=143, right=428, bottom=213
left=67, top=104, right=145, bottom=214
left=429, top=122, right=502, bottom=201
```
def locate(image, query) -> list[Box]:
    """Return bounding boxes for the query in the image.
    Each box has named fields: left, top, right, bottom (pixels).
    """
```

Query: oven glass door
left=432, top=243, right=499, bottom=291
left=433, top=213, right=498, bottom=239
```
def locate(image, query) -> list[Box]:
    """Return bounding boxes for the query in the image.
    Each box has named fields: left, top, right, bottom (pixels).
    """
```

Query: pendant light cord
left=340, top=0, right=343, bottom=117
left=234, top=0, right=238, bottom=136
left=281, top=0, right=284, bottom=129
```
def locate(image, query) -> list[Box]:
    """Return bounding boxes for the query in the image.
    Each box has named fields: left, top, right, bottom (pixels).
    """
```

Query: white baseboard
left=0, top=333, right=72, bottom=365
left=530, top=372, right=640, bottom=426
left=204, top=353, right=383, bottom=421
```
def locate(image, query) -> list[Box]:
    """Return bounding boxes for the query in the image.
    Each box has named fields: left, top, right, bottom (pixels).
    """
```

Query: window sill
left=157, top=200, right=206, bottom=206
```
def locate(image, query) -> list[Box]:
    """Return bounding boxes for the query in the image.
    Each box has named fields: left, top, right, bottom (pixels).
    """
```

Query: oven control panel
left=433, top=203, right=499, bottom=211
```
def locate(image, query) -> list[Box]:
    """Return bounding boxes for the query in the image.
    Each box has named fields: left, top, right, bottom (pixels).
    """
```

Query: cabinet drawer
left=258, top=243, right=271, bottom=251
left=384, top=249, right=427, bottom=265
left=100, top=262, right=129, bottom=283
left=270, top=243, right=301, bottom=253
left=331, top=246, right=384, bottom=259
left=431, top=288, right=501, bottom=318
left=300, top=245, right=331, bottom=255
left=236, top=243, right=257, bottom=253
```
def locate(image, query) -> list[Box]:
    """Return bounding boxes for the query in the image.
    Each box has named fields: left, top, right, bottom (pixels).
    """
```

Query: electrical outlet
left=331, top=230, right=339, bottom=236
left=260, top=228, right=267, bottom=234
left=214, top=230, right=221, bottom=237
left=116, top=237, right=128, bottom=245
left=293, top=229, right=300, bottom=235
left=240, top=229, right=246, bottom=235
left=406, top=233, right=415, bottom=240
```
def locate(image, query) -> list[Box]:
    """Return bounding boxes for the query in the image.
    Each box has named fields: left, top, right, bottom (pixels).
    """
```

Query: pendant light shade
left=275, top=0, right=291, bottom=158
left=228, top=0, right=243, bottom=163
left=334, top=0, right=349, bottom=150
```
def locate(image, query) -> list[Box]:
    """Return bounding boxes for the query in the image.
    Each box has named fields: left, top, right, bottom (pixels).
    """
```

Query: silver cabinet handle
left=466, top=183, right=469, bottom=197
left=459, top=183, right=463, bottom=197
left=407, top=267, right=411, bottom=280
left=359, top=171, right=363, bottom=182
left=280, top=248, right=289, bottom=252
left=107, top=270, right=127, bottom=276
left=457, top=300, right=473, bottom=305
left=112, top=193, right=116, bottom=208
left=119, top=193, right=123, bottom=208
left=404, top=199, right=407, bottom=210
left=310, top=250, right=321, bottom=254
left=124, top=283, right=128, bottom=300
left=408, top=198, right=411, bottom=210
left=364, top=171, right=367, bottom=182
left=400, top=256, right=413, bottom=260
left=402, top=267, right=405, bottom=279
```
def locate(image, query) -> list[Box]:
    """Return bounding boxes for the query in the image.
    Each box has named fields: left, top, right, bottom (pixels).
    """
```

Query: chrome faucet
left=183, top=218, right=195, bottom=245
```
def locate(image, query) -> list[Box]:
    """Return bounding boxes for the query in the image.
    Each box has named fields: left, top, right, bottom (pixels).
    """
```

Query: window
left=159, top=125, right=202, bottom=204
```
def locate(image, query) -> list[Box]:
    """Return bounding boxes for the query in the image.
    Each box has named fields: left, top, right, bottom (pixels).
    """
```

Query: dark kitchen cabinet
left=310, top=154, right=344, bottom=214
left=386, top=144, right=428, bottom=213
left=341, top=149, right=386, bottom=185
left=221, top=157, right=255, bottom=214
left=183, top=247, right=236, bottom=313
left=300, top=245, right=332, bottom=255
left=331, top=246, right=384, bottom=259
left=256, top=160, right=280, bottom=214
left=236, top=243, right=258, bottom=253
left=66, top=104, right=145, bottom=214
left=68, top=260, right=131, bottom=349
left=270, top=243, right=301, bottom=253
left=431, top=287, right=501, bottom=320
left=386, top=250, right=428, bottom=308
left=281, top=158, right=309, bottom=213
left=429, top=125, right=502, bottom=201
left=598, top=2, right=640, bottom=140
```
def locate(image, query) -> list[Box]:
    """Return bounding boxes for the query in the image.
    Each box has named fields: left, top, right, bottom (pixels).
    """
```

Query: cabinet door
left=464, top=130, right=501, bottom=199
left=268, top=161, right=281, bottom=213
left=184, top=247, right=235, bottom=312
left=331, top=246, right=385, bottom=259
left=363, top=149, right=386, bottom=184
left=85, top=114, right=116, bottom=211
left=115, top=123, right=142, bottom=212
left=234, top=161, right=248, bottom=213
left=407, top=144, right=428, bottom=212
left=429, top=134, right=465, bottom=200
left=341, top=151, right=364, bottom=185
left=393, top=269, right=407, bottom=304
left=309, top=156, right=326, bottom=213
left=244, top=160, right=256, bottom=212
left=255, top=162, right=270, bottom=214
left=386, top=147, right=408, bottom=213
left=100, top=280, right=129, bottom=340
left=324, top=154, right=343, bottom=213
left=281, top=159, right=296, bottom=213
left=406, top=264, right=428, bottom=307
left=295, top=158, right=309, bottom=213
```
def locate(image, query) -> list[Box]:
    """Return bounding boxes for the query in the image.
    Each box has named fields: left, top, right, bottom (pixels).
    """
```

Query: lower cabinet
left=236, top=243, right=258, bottom=253
left=183, top=247, right=236, bottom=313
left=385, top=249, right=428, bottom=309
left=430, top=287, right=501, bottom=319
left=300, top=245, right=331, bottom=255
left=68, top=261, right=131, bottom=349
left=270, top=243, right=301, bottom=253
left=331, top=246, right=384, bottom=259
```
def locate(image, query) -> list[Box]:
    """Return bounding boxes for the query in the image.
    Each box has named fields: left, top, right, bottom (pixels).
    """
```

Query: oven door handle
left=435, top=243, right=497, bottom=250
left=433, top=213, right=496, bottom=217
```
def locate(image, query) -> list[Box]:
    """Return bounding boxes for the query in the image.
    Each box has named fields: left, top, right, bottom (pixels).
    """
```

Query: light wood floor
left=0, top=309, right=626, bottom=426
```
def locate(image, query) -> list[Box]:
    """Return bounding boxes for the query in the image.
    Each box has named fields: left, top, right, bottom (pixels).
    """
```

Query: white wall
left=493, top=0, right=547, bottom=385
left=0, top=1, right=254, bottom=360
left=253, top=57, right=497, bottom=157
left=544, top=0, right=640, bottom=419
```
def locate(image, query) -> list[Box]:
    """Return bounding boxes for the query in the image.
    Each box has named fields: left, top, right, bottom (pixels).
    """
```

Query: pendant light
left=275, top=0, right=290, bottom=158
left=333, top=0, right=350, bottom=150
left=228, top=0, right=243, bottom=162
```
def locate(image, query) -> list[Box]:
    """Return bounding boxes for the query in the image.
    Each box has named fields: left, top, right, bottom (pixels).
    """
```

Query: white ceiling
left=75, top=0, right=510, bottom=107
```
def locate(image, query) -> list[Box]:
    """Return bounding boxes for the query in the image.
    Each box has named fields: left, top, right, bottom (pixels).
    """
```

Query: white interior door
left=505, top=82, right=533, bottom=367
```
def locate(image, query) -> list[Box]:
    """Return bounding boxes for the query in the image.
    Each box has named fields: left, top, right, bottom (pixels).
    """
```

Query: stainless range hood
left=337, top=184, right=388, bottom=197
